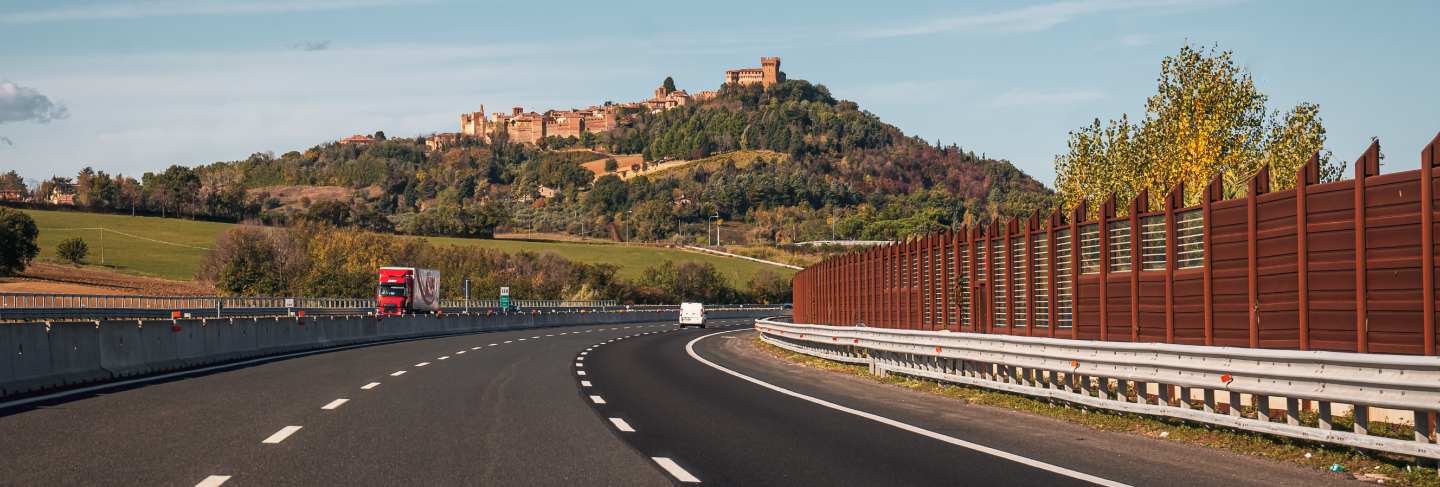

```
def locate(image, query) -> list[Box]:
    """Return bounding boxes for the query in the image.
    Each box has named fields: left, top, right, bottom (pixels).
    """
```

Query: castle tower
left=761, top=57, right=781, bottom=87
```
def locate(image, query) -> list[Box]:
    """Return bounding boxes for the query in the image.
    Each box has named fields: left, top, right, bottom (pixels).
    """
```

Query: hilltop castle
left=455, top=56, right=780, bottom=146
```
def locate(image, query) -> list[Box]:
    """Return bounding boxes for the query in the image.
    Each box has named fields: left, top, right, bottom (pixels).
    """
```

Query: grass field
left=21, top=209, right=231, bottom=280
left=421, top=236, right=793, bottom=284
left=16, top=209, right=794, bottom=285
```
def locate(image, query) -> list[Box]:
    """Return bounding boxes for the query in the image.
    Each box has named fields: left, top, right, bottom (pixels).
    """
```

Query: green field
left=421, top=236, right=793, bottom=284
left=20, top=209, right=231, bottom=280
left=16, top=209, right=793, bottom=285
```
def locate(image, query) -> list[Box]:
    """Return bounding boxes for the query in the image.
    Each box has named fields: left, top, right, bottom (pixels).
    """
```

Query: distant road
left=0, top=318, right=1350, bottom=486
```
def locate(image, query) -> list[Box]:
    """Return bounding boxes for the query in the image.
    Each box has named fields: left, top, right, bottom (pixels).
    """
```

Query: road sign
left=499, top=286, right=510, bottom=309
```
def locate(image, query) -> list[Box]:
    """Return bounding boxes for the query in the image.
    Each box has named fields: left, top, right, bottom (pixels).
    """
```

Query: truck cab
left=679, top=302, right=706, bottom=328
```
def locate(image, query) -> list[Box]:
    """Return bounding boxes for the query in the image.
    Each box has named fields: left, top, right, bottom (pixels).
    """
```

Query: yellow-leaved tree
left=1054, top=45, right=1338, bottom=214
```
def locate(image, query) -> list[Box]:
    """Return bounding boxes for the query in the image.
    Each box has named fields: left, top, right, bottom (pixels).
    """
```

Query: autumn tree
left=1054, top=45, right=1340, bottom=212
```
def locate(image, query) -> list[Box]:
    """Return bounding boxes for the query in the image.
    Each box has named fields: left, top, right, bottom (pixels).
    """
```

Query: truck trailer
left=377, top=267, right=441, bottom=315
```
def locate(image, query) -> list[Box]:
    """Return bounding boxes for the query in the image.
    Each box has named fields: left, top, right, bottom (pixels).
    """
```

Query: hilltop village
left=440, top=57, right=782, bottom=147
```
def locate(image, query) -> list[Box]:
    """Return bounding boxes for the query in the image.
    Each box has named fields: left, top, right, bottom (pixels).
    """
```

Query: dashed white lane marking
left=195, top=475, right=231, bottom=487
left=262, top=426, right=302, bottom=444
left=580, top=352, right=588, bottom=356
left=489, top=343, right=498, bottom=346
left=578, top=357, right=585, bottom=361
left=518, top=339, right=527, bottom=342
left=438, top=356, right=450, bottom=360
left=504, top=340, right=513, bottom=344
left=575, top=362, right=584, bottom=367
left=577, top=370, right=587, bottom=376
left=609, top=417, right=636, bottom=432
left=546, top=334, right=554, bottom=337
left=531, top=336, right=540, bottom=339
left=362, top=382, right=381, bottom=390
left=415, top=362, right=430, bottom=367
left=652, top=457, right=700, bottom=483
left=390, top=371, right=406, bottom=377
left=685, top=330, right=1131, bottom=487
left=471, top=346, right=481, bottom=350
left=321, top=398, right=349, bottom=410
left=589, top=395, right=606, bottom=404
left=581, top=380, right=592, bottom=387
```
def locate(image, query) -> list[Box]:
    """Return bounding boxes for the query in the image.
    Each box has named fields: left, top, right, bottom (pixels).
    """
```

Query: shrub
left=56, top=237, right=89, bottom=265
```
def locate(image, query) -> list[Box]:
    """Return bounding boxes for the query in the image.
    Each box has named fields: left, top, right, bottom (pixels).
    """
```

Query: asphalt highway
left=0, top=317, right=1352, bottom=486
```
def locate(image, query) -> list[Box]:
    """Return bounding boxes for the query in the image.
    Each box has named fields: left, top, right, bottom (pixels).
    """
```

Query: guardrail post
left=1355, top=404, right=1371, bottom=435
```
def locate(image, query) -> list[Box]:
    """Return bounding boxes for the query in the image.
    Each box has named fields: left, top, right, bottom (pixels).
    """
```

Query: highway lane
left=582, top=324, right=1354, bottom=487
left=0, top=321, right=683, bottom=486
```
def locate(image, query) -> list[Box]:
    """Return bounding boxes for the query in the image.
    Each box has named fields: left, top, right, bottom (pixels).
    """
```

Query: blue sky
left=1, top=0, right=1436, bottom=187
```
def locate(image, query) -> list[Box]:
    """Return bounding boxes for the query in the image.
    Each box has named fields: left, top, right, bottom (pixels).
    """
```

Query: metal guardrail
left=754, top=318, right=1440, bottom=461
left=0, top=292, right=619, bottom=320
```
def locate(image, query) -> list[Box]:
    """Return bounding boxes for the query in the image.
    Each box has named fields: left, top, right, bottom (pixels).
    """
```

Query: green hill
left=17, top=208, right=791, bottom=285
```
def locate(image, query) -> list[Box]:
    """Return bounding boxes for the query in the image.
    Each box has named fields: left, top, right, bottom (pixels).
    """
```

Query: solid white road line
left=651, top=457, right=700, bottom=483
left=609, top=417, right=636, bottom=432
left=321, top=398, right=349, bottom=410
left=390, top=371, right=406, bottom=377
left=589, top=395, right=606, bottom=404
left=581, top=380, right=592, bottom=387
left=415, top=362, right=430, bottom=367
left=684, top=330, right=1131, bottom=487
left=361, top=382, right=381, bottom=390
left=195, top=475, right=231, bottom=487
left=262, top=426, right=302, bottom=444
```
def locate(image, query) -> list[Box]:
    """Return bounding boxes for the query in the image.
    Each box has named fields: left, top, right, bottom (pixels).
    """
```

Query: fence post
left=1165, top=183, right=1182, bottom=343
left=1048, top=211, right=1060, bottom=338
left=941, top=230, right=951, bottom=330
left=1025, top=214, right=1037, bottom=336
left=1204, top=174, right=1222, bottom=346
left=1297, top=155, right=1318, bottom=350
left=968, top=226, right=979, bottom=332
left=1248, top=166, right=1270, bottom=348
left=1100, top=195, right=1114, bottom=341
left=1008, top=221, right=1019, bottom=332
left=1424, top=134, right=1438, bottom=356
left=1131, top=190, right=1145, bottom=342
left=1070, top=202, right=1084, bottom=340
left=913, top=238, right=922, bottom=329
left=1355, top=141, right=1381, bottom=353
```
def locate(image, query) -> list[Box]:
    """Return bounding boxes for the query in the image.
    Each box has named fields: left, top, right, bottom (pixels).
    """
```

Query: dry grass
left=753, top=338, right=1440, bottom=486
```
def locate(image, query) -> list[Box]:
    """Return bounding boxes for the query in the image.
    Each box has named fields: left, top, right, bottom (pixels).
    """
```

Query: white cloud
left=860, top=0, right=1234, bottom=38
left=992, top=89, right=1105, bottom=107
left=0, top=0, right=435, bottom=23
left=0, top=81, right=69, bottom=124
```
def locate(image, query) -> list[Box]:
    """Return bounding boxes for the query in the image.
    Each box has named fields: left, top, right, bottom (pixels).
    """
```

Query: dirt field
left=0, top=263, right=214, bottom=296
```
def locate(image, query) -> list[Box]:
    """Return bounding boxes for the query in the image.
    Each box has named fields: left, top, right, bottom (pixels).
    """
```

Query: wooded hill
left=9, top=77, right=1053, bottom=244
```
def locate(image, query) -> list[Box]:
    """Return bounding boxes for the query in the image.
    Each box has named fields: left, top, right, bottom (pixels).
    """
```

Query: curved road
left=0, top=318, right=1351, bottom=486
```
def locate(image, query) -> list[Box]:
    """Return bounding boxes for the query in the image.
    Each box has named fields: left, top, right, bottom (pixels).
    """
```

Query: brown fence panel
left=788, top=133, right=1440, bottom=356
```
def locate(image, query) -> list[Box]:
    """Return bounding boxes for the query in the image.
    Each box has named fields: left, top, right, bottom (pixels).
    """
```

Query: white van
left=679, top=302, right=706, bottom=328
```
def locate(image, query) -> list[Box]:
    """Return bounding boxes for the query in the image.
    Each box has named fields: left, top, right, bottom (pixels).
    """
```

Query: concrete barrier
left=0, top=309, right=780, bottom=401
left=47, top=322, right=105, bottom=387
left=99, top=321, right=147, bottom=377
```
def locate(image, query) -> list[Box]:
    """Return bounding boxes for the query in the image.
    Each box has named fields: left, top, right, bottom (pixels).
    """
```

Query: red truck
left=377, top=267, right=441, bottom=315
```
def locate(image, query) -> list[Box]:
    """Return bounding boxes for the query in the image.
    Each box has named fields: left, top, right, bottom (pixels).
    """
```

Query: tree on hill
left=0, top=208, right=39, bottom=276
left=662, top=76, right=676, bottom=93
left=1054, top=44, right=1342, bottom=212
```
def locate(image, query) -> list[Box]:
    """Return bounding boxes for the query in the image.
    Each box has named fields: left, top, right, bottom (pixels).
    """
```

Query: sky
left=1, top=0, right=1437, bottom=187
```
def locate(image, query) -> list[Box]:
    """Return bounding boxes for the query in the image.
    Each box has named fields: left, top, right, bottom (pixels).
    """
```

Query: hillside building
left=724, top=57, right=781, bottom=87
